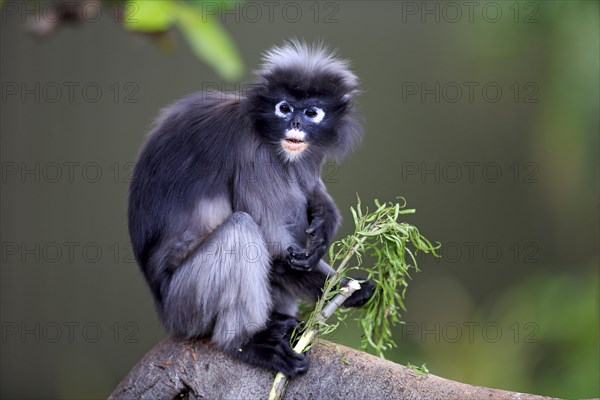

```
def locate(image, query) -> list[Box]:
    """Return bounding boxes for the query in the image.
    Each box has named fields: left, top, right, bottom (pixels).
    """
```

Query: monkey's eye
left=304, top=107, right=325, bottom=123
left=275, top=101, right=293, bottom=117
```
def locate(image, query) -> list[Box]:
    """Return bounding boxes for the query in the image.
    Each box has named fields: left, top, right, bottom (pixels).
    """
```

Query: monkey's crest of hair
left=257, top=40, right=359, bottom=93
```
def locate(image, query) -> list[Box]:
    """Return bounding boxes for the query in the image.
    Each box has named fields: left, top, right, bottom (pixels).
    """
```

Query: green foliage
left=298, top=197, right=440, bottom=359
left=407, top=362, right=429, bottom=375
left=488, top=269, right=600, bottom=399
left=123, top=1, right=176, bottom=31
left=124, top=0, right=244, bottom=80
left=399, top=266, right=599, bottom=399
left=351, top=198, right=440, bottom=357
left=175, top=2, right=244, bottom=81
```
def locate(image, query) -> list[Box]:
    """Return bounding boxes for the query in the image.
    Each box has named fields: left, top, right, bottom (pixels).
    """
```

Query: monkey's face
left=274, top=98, right=329, bottom=160
left=249, top=89, right=350, bottom=163
left=247, top=49, right=361, bottom=162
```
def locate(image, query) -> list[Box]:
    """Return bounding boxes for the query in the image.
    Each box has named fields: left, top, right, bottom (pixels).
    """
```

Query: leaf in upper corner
left=123, top=0, right=176, bottom=32
left=175, top=2, right=244, bottom=81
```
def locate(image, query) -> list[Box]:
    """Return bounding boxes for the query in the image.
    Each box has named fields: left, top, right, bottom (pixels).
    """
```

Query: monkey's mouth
left=282, top=138, right=308, bottom=153
left=282, top=129, right=308, bottom=154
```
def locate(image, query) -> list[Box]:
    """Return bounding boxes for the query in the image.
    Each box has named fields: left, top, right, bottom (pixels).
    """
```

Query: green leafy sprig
left=269, top=197, right=440, bottom=399
left=306, top=197, right=439, bottom=356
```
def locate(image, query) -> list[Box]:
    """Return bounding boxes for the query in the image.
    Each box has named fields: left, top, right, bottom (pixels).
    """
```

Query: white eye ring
left=275, top=101, right=293, bottom=117
left=305, top=107, right=325, bottom=123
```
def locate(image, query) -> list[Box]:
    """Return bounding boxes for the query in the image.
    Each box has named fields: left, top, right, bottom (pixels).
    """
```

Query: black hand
left=287, top=243, right=326, bottom=271
left=287, top=217, right=328, bottom=271
left=342, top=277, right=376, bottom=307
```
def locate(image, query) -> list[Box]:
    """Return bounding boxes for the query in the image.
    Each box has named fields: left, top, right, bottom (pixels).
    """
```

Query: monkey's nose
left=291, top=117, right=301, bottom=130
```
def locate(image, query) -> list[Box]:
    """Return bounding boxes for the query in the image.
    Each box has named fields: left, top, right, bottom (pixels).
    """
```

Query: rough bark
left=110, top=337, right=559, bottom=400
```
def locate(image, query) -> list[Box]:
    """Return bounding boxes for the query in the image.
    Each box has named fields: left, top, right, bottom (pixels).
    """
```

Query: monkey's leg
left=161, top=212, right=307, bottom=376
left=162, top=211, right=272, bottom=347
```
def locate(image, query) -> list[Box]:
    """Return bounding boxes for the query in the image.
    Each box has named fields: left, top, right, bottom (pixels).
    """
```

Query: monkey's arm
left=307, top=179, right=341, bottom=244
left=288, top=180, right=340, bottom=271
left=286, top=180, right=376, bottom=305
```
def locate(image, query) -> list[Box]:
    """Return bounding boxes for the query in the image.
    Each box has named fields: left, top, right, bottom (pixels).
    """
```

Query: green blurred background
left=1, top=1, right=598, bottom=399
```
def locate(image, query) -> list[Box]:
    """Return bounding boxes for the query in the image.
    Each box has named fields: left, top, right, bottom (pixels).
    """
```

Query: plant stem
left=269, top=211, right=391, bottom=400
left=268, top=280, right=362, bottom=400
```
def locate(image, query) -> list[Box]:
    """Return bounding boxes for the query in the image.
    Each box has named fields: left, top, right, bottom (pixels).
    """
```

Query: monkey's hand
left=341, top=277, right=376, bottom=307
left=287, top=217, right=328, bottom=271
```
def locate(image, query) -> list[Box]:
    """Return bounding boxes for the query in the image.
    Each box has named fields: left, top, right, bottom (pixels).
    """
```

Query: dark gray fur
left=128, top=41, right=371, bottom=376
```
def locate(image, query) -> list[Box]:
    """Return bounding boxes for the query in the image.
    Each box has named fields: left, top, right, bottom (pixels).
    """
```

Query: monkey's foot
left=236, top=314, right=308, bottom=377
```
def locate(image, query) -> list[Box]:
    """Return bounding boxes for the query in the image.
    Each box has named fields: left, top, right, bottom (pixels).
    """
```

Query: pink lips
left=282, top=138, right=308, bottom=152
left=282, top=129, right=308, bottom=153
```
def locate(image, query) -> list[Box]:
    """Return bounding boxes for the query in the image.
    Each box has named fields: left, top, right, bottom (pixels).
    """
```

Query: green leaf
left=175, top=2, right=244, bottom=81
left=123, top=0, right=176, bottom=32
left=407, top=362, right=429, bottom=375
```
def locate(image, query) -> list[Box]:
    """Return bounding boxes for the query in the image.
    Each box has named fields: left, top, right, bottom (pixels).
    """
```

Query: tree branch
left=110, top=337, right=559, bottom=400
